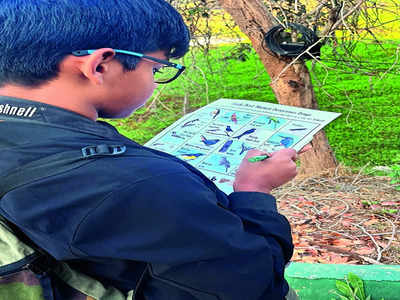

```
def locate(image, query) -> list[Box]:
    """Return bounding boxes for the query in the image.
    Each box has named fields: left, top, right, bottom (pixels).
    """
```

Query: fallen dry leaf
left=355, top=247, right=375, bottom=255
left=328, top=254, right=349, bottom=264
left=363, top=218, right=379, bottom=226
left=332, top=238, right=354, bottom=247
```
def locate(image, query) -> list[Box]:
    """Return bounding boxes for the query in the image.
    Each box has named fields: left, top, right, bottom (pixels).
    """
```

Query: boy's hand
left=233, top=148, right=298, bottom=194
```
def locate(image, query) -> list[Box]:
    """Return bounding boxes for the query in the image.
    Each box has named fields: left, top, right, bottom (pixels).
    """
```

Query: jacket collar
left=0, top=96, right=118, bottom=137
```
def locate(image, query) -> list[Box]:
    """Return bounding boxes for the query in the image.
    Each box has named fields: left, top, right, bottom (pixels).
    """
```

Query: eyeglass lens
left=153, top=66, right=180, bottom=83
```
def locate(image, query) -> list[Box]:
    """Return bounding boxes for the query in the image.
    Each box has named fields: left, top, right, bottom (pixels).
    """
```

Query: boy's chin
left=98, top=106, right=141, bottom=119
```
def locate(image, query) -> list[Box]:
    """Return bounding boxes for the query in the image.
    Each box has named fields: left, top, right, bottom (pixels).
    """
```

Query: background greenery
left=108, top=39, right=400, bottom=168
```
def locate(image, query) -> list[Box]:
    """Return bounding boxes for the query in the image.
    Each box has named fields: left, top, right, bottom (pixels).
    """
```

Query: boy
left=0, top=1, right=301, bottom=299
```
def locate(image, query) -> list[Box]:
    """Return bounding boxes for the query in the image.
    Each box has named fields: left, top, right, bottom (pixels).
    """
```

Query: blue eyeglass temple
left=72, top=49, right=184, bottom=70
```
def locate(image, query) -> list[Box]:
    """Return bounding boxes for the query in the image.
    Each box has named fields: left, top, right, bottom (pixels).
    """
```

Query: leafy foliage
left=331, top=272, right=383, bottom=300
left=388, top=165, right=400, bottom=190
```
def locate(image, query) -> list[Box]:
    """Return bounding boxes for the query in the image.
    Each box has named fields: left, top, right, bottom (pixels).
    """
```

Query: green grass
left=107, top=41, right=400, bottom=168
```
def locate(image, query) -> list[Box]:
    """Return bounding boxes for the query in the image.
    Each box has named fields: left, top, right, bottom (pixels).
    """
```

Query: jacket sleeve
left=71, top=167, right=293, bottom=300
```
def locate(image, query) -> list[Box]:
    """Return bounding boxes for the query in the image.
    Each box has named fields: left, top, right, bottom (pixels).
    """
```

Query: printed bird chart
left=145, top=99, right=341, bottom=194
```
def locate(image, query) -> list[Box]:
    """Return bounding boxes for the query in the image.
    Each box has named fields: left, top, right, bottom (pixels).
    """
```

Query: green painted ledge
left=285, top=263, right=400, bottom=300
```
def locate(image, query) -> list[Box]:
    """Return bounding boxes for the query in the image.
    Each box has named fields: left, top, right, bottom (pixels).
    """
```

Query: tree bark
left=217, top=0, right=338, bottom=175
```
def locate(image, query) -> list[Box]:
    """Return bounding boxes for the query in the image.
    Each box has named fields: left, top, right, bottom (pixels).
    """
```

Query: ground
left=275, top=166, right=400, bottom=265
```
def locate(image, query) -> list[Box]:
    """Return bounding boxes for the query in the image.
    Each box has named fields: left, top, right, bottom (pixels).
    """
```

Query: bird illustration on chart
left=267, top=117, right=280, bottom=129
left=231, top=113, right=238, bottom=124
left=181, top=118, right=199, bottom=128
left=180, top=153, right=204, bottom=160
left=225, top=125, right=233, bottom=136
left=211, top=109, right=220, bottom=119
left=239, top=143, right=254, bottom=155
left=279, top=136, right=294, bottom=148
left=219, top=140, right=233, bottom=153
left=200, top=135, right=220, bottom=146
left=233, top=128, right=256, bottom=140
left=218, top=178, right=232, bottom=184
left=289, top=127, right=307, bottom=131
left=219, top=156, right=231, bottom=173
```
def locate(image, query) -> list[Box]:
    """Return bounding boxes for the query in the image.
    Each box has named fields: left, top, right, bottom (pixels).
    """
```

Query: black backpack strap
left=0, top=142, right=130, bottom=270
left=0, top=143, right=127, bottom=270
left=0, top=143, right=129, bottom=300
left=0, top=144, right=126, bottom=199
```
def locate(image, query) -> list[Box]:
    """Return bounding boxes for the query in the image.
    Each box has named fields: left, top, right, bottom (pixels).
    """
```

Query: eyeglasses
left=72, top=49, right=186, bottom=84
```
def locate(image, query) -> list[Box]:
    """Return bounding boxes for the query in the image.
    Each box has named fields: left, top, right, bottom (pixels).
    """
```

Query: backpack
left=0, top=215, right=133, bottom=300
left=0, top=143, right=140, bottom=300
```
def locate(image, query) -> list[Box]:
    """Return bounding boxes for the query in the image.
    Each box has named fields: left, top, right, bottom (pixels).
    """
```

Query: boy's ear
left=78, top=48, right=116, bottom=85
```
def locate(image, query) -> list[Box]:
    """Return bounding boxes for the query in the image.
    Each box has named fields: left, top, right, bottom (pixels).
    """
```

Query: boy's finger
left=298, top=144, right=312, bottom=154
left=270, top=148, right=297, bottom=159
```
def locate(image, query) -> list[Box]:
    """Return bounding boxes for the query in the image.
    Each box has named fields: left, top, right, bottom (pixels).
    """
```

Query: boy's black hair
left=0, top=0, right=190, bottom=87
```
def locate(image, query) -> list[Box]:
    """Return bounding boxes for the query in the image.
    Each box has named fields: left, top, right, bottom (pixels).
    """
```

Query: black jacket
left=0, top=96, right=293, bottom=299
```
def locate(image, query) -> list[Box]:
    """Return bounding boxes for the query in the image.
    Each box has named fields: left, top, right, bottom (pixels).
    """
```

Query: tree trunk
left=217, top=0, right=338, bottom=175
